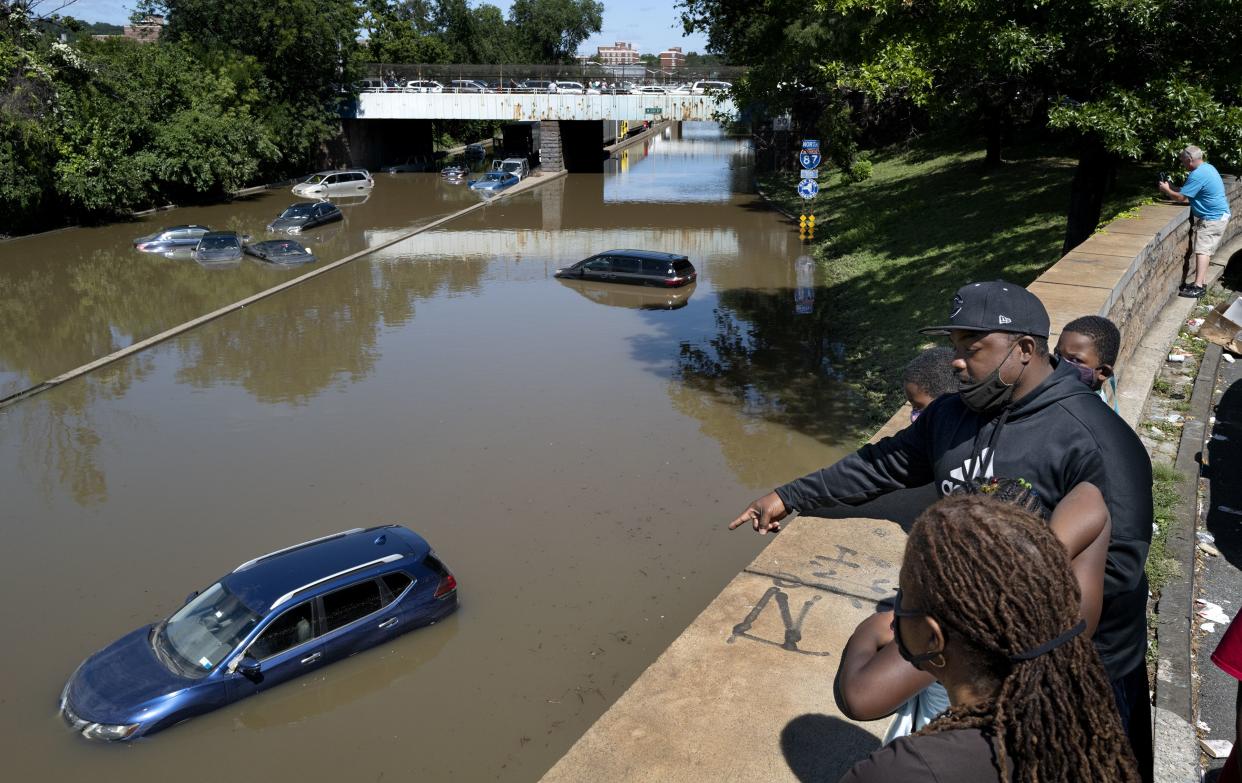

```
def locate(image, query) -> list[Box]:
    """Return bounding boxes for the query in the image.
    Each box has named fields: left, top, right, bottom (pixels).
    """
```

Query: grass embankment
left=758, top=139, right=1152, bottom=433
left=1148, top=462, right=1184, bottom=592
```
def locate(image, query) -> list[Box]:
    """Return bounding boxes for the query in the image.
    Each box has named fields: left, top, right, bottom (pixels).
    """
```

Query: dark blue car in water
left=60, top=525, right=457, bottom=741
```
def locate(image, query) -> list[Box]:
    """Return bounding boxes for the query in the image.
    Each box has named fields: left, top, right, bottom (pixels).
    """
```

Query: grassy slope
left=759, top=139, right=1152, bottom=432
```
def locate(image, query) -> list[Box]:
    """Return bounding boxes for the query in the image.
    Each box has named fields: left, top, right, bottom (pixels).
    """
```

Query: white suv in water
left=291, top=170, right=374, bottom=198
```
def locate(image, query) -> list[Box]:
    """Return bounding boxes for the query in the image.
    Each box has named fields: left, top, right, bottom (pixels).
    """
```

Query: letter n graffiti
left=727, top=583, right=831, bottom=656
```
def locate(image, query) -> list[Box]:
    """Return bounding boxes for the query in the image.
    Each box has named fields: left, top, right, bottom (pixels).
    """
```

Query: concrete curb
left=0, top=169, right=568, bottom=411
left=1154, top=343, right=1222, bottom=783
left=603, top=120, right=674, bottom=156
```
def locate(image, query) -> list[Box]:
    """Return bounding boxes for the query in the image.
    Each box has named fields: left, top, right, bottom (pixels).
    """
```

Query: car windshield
left=485, top=173, right=506, bottom=181
left=302, top=174, right=327, bottom=184
left=200, top=235, right=236, bottom=250
left=156, top=583, right=261, bottom=677
left=280, top=204, right=314, bottom=218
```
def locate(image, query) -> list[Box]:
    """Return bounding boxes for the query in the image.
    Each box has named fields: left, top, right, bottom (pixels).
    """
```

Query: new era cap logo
left=998, top=315, right=1012, bottom=325
left=949, top=294, right=964, bottom=319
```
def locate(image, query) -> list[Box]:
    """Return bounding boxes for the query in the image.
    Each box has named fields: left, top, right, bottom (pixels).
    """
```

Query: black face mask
left=959, top=342, right=1022, bottom=414
left=893, top=589, right=945, bottom=667
left=1058, top=353, right=1099, bottom=391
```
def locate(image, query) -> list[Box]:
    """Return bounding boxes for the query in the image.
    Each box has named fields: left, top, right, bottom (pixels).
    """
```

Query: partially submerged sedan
left=133, top=225, right=211, bottom=254
left=191, top=232, right=243, bottom=266
left=468, top=171, right=519, bottom=193
left=267, top=201, right=342, bottom=234
left=60, top=525, right=457, bottom=741
left=555, top=250, right=697, bottom=288
left=244, top=239, right=318, bottom=266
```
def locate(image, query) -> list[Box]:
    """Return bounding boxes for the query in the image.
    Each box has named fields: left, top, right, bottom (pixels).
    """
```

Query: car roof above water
left=221, top=525, right=430, bottom=612
left=595, top=249, right=688, bottom=262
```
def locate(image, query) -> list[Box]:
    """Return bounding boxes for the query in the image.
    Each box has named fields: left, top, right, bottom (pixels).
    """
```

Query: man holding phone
left=1159, top=145, right=1231, bottom=298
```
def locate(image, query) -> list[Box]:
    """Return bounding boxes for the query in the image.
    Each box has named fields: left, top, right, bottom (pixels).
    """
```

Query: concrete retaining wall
left=539, top=178, right=1241, bottom=782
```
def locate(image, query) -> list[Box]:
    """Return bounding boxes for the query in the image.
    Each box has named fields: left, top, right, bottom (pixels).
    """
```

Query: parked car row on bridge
left=357, top=79, right=731, bottom=96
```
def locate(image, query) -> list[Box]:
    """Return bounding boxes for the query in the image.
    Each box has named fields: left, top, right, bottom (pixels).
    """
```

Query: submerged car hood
left=195, top=247, right=242, bottom=261
left=68, top=625, right=189, bottom=723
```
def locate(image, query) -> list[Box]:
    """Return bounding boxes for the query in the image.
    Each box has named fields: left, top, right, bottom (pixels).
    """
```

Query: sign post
left=797, top=139, right=821, bottom=240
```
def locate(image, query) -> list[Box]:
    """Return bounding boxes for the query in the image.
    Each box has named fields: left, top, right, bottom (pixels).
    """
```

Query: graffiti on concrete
left=727, top=580, right=833, bottom=657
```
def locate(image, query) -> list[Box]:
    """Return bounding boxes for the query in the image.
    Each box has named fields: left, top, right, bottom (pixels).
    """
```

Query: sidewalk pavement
left=1196, top=346, right=1242, bottom=781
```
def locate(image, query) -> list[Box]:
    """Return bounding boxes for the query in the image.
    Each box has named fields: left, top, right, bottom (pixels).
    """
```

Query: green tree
left=437, top=0, right=520, bottom=64
left=509, top=0, right=602, bottom=63
left=362, top=0, right=450, bottom=64
left=150, top=0, right=362, bottom=171
left=683, top=0, right=1242, bottom=254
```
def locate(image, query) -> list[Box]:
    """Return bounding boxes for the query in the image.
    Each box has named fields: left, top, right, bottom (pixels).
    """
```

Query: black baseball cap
left=919, top=281, right=1050, bottom=338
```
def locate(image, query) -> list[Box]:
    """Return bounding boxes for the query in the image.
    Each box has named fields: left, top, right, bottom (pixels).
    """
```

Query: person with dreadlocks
left=838, top=495, right=1140, bottom=782
left=728, top=281, right=1154, bottom=778
left=837, top=477, right=1109, bottom=742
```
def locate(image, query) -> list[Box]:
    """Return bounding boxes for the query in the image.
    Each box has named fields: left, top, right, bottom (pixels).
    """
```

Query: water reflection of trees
left=173, top=254, right=487, bottom=404
left=12, top=251, right=487, bottom=506
left=675, top=288, right=864, bottom=446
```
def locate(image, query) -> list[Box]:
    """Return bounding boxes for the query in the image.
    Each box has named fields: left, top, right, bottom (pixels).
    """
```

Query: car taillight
left=433, top=573, right=457, bottom=598
left=664, top=277, right=682, bottom=287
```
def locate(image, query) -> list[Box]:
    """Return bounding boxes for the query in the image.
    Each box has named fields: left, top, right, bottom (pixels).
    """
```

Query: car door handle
left=301, top=652, right=322, bottom=664
left=378, top=618, right=399, bottom=629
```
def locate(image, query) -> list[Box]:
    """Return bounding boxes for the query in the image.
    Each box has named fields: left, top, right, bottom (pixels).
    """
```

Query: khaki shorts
left=1194, top=215, right=1231, bottom=258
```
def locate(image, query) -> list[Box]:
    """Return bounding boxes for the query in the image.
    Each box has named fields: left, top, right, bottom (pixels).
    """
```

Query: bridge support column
left=540, top=120, right=564, bottom=172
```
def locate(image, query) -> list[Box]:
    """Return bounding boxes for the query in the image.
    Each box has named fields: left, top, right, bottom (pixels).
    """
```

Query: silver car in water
left=291, top=170, right=374, bottom=198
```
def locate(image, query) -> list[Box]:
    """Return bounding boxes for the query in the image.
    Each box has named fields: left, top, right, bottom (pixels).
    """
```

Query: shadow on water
left=781, top=713, right=880, bottom=782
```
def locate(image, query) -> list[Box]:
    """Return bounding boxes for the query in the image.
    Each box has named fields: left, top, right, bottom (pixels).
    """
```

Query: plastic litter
left=1203, top=622, right=1218, bottom=633
left=1197, top=720, right=1211, bottom=732
left=1214, top=433, right=1231, bottom=441
left=1226, top=353, right=1238, bottom=364
left=1220, top=506, right=1242, bottom=516
left=1198, top=531, right=1217, bottom=544
left=1202, top=739, right=1234, bottom=759
left=1168, top=352, right=1187, bottom=362
left=1188, top=317, right=1206, bottom=330
left=1197, top=600, right=1231, bottom=625
left=1166, top=413, right=1184, bottom=423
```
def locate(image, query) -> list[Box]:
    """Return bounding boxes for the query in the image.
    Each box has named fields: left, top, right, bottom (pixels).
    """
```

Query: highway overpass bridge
left=341, top=92, right=736, bottom=173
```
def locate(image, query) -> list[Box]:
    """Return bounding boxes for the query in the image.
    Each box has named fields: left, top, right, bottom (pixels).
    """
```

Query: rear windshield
left=673, top=259, right=694, bottom=274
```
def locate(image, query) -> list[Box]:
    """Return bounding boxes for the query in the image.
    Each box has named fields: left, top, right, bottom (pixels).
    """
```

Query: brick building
left=658, top=47, right=685, bottom=70
left=596, top=41, right=641, bottom=66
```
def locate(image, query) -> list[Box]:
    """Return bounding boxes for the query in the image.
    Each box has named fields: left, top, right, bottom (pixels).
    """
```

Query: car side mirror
left=238, top=656, right=262, bottom=682
left=184, top=590, right=199, bottom=605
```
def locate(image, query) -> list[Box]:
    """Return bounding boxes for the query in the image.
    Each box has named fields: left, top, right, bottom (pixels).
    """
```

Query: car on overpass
left=403, top=80, right=444, bottom=93
left=554, top=81, right=586, bottom=94
left=691, top=80, right=733, bottom=94
left=631, top=85, right=669, bottom=95
left=448, top=79, right=488, bottom=93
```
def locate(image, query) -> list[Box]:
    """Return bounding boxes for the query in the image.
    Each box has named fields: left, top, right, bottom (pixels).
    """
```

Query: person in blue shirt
left=1158, top=145, right=1231, bottom=298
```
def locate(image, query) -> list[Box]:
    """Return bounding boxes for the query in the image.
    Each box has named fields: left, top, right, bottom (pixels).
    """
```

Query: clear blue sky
left=58, top=0, right=711, bottom=56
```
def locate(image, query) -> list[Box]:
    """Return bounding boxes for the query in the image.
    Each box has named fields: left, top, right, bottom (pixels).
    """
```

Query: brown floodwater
left=0, top=124, right=865, bottom=782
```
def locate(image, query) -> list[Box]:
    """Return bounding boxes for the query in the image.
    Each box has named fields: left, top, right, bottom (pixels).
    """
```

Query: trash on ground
left=1201, top=739, right=1234, bottom=759
left=1214, top=433, right=1231, bottom=441
left=1226, top=353, right=1238, bottom=364
left=1167, top=413, right=1184, bottom=423
left=1220, top=506, right=1242, bottom=516
left=1197, top=600, right=1231, bottom=625
left=1199, top=541, right=1222, bottom=558
left=1168, top=352, right=1187, bottom=362
left=1198, top=531, right=1217, bottom=544
left=1203, top=622, right=1218, bottom=633
left=1187, top=317, right=1206, bottom=330
left=1197, top=719, right=1211, bottom=732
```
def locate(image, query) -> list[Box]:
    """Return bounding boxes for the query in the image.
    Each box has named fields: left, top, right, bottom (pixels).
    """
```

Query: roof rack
left=269, top=554, right=404, bottom=610
left=233, top=528, right=365, bottom=573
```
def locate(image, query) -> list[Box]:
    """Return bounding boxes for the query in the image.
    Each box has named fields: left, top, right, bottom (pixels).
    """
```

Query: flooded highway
left=0, top=124, right=866, bottom=782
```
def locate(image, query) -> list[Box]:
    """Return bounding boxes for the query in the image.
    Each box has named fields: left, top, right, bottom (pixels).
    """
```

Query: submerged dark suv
left=60, top=525, right=457, bottom=741
left=554, top=250, right=697, bottom=287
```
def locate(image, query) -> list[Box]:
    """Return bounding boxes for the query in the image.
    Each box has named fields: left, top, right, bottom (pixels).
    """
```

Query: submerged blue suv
left=60, top=525, right=457, bottom=741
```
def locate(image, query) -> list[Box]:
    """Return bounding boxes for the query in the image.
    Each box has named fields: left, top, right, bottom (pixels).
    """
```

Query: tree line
left=0, top=0, right=604, bottom=235
left=681, top=0, right=1242, bottom=252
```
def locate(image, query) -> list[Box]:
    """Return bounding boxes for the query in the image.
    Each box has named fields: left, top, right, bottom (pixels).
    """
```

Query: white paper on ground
left=1201, top=738, right=1234, bottom=759
left=1197, top=600, right=1231, bottom=625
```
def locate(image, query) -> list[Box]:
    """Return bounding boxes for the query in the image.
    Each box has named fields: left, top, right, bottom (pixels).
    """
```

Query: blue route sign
left=798, top=150, right=822, bottom=169
left=797, top=178, right=819, bottom=199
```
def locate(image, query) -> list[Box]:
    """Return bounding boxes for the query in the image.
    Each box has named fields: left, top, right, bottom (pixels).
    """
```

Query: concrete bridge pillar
left=540, top=120, right=564, bottom=173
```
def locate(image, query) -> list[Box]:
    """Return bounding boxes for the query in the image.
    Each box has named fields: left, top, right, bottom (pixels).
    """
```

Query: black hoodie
left=775, top=359, right=1153, bottom=680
